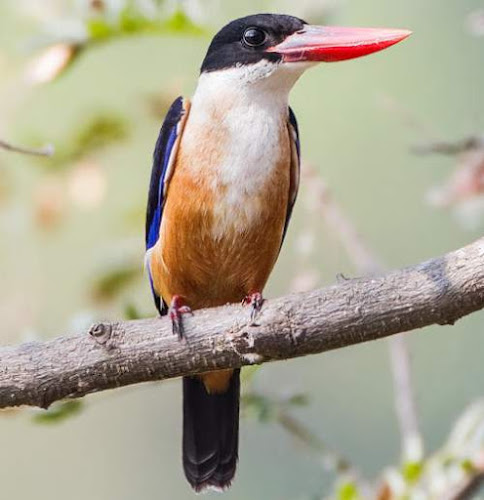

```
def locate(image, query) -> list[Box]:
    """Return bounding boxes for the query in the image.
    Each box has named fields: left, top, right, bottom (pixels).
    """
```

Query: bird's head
left=200, top=14, right=411, bottom=94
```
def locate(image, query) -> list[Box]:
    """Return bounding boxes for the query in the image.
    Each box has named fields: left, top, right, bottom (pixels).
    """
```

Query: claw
left=242, top=291, right=264, bottom=325
left=169, top=295, right=193, bottom=340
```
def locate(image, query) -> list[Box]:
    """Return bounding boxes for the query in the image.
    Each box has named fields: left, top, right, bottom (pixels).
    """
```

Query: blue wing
left=281, top=106, right=301, bottom=243
left=145, top=96, right=190, bottom=314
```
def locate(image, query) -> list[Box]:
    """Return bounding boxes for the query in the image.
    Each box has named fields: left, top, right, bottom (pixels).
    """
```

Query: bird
left=145, top=13, right=411, bottom=492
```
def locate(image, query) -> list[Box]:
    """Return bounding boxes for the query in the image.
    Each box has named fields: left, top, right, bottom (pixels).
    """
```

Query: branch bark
left=1, top=238, right=483, bottom=410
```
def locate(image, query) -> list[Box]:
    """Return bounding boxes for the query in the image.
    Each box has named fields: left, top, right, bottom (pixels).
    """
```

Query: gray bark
left=1, top=238, right=483, bottom=410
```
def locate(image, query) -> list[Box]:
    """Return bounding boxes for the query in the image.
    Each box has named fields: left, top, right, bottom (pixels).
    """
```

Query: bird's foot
left=169, top=295, right=193, bottom=340
left=242, top=291, right=264, bottom=326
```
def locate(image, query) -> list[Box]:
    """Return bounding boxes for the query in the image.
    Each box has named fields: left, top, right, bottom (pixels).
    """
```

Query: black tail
left=182, top=370, right=240, bottom=492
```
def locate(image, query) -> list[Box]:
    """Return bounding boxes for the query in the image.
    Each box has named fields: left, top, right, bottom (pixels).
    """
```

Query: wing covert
left=145, top=96, right=190, bottom=314
left=145, top=96, right=190, bottom=250
left=281, top=106, right=301, bottom=243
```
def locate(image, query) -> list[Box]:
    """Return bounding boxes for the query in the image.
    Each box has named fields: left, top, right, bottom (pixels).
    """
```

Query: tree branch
left=412, top=136, right=484, bottom=156
left=306, top=165, right=423, bottom=461
left=0, top=138, right=54, bottom=157
left=1, top=238, right=483, bottom=410
left=446, top=471, right=484, bottom=500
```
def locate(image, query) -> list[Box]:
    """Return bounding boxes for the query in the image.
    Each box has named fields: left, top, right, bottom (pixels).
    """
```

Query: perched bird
left=145, top=13, right=410, bottom=492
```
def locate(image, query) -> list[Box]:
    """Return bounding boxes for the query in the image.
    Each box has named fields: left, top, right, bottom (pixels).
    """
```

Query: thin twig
left=0, top=138, right=54, bottom=157
left=444, top=471, right=484, bottom=500
left=277, top=411, right=373, bottom=495
left=306, top=164, right=424, bottom=461
left=412, top=136, right=484, bottom=157
left=387, top=335, right=423, bottom=461
left=305, top=165, right=381, bottom=275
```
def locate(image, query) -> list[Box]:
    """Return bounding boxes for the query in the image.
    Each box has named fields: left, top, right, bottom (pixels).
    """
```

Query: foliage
left=336, top=482, right=361, bottom=500
left=32, top=400, right=84, bottom=424
left=85, top=5, right=205, bottom=42
left=27, top=0, right=207, bottom=83
left=90, top=261, right=141, bottom=302
left=37, top=113, right=129, bottom=170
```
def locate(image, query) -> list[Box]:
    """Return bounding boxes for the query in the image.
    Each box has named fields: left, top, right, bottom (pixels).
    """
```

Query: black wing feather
left=145, top=96, right=188, bottom=315
left=281, top=106, right=301, bottom=244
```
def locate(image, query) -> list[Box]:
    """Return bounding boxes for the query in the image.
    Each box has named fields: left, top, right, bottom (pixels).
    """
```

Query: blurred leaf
left=385, top=400, right=484, bottom=497
left=33, top=400, right=84, bottom=424
left=86, top=4, right=207, bottom=42
left=91, top=263, right=142, bottom=301
left=286, top=393, right=309, bottom=407
left=402, top=460, right=423, bottom=484
left=241, top=393, right=275, bottom=422
left=413, top=135, right=484, bottom=157
left=29, top=3, right=207, bottom=82
left=40, top=113, right=129, bottom=170
left=337, top=481, right=360, bottom=500
left=124, top=302, right=144, bottom=320
left=87, top=18, right=115, bottom=40
left=75, top=115, right=128, bottom=158
left=162, top=9, right=205, bottom=35
left=119, top=5, right=157, bottom=34
left=461, top=458, right=477, bottom=474
left=242, top=389, right=310, bottom=422
left=240, top=365, right=261, bottom=385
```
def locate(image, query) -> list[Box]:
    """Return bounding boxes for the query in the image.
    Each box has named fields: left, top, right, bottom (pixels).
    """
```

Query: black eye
left=242, top=27, right=267, bottom=47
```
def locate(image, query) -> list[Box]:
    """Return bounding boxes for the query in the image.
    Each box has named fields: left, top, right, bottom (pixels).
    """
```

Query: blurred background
left=1, top=1, right=483, bottom=499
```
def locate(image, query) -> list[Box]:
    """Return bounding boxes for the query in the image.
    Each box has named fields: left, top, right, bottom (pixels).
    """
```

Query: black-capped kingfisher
left=145, top=13, right=410, bottom=492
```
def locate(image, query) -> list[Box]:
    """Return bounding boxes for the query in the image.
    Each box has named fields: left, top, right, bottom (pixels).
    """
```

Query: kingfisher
left=145, top=13, right=410, bottom=492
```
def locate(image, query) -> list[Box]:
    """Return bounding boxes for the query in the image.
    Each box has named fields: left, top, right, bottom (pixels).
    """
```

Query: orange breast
left=149, top=122, right=291, bottom=311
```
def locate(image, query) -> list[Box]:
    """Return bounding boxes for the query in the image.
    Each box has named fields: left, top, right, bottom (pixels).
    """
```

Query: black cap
left=201, top=14, right=306, bottom=73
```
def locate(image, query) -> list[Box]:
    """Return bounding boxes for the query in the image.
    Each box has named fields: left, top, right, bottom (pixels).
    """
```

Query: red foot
left=169, top=295, right=193, bottom=340
left=242, top=291, right=264, bottom=325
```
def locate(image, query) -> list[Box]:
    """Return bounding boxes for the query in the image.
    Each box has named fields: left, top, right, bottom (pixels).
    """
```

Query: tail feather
left=183, top=370, right=240, bottom=491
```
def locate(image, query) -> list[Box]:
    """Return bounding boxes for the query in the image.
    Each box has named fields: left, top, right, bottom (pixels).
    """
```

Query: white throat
left=181, top=60, right=306, bottom=238
left=193, top=59, right=308, bottom=108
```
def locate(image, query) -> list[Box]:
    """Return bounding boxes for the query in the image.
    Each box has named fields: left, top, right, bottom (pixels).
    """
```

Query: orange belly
left=150, top=138, right=291, bottom=310
left=150, top=170, right=289, bottom=309
left=149, top=119, right=291, bottom=392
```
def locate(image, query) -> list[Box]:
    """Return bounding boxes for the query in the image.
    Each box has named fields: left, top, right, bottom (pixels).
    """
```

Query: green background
left=0, top=1, right=483, bottom=499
